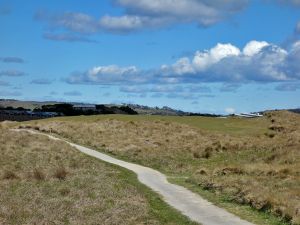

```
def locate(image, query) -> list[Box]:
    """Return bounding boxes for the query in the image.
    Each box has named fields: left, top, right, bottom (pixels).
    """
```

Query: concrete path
left=14, top=129, right=255, bottom=225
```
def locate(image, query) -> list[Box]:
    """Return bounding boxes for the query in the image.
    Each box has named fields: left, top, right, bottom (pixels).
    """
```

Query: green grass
left=170, top=177, right=290, bottom=225
left=112, top=164, right=199, bottom=225
left=42, top=114, right=270, bottom=136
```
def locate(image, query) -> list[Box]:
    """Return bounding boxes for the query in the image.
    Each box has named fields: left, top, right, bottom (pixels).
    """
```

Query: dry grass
left=26, top=111, right=300, bottom=225
left=53, top=167, right=68, bottom=180
left=0, top=124, right=196, bottom=225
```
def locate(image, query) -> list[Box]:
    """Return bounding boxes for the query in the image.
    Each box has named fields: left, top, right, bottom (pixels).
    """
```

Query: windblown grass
left=0, top=123, right=197, bottom=225
left=23, top=111, right=300, bottom=225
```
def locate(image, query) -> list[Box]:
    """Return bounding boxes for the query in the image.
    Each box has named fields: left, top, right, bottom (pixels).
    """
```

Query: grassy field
left=47, top=113, right=270, bottom=136
left=23, top=111, right=300, bottom=225
left=0, top=122, right=197, bottom=225
left=22, top=112, right=300, bottom=224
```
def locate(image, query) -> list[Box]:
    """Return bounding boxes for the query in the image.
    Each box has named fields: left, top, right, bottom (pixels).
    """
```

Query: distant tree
left=96, top=105, right=115, bottom=114
left=37, top=104, right=76, bottom=116
left=16, top=107, right=28, bottom=111
left=189, top=113, right=221, bottom=117
left=119, top=106, right=138, bottom=115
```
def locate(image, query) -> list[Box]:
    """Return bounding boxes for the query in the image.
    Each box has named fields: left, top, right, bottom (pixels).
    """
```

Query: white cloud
left=285, top=40, right=300, bottom=79
left=53, top=12, right=98, bottom=34
left=67, top=40, right=300, bottom=85
left=161, top=57, right=195, bottom=76
left=99, top=15, right=145, bottom=32
left=36, top=1, right=300, bottom=35
left=36, top=0, right=249, bottom=33
left=163, top=41, right=289, bottom=82
left=88, top=65, right=138, bottom=79
left=67, top=65, right=141, bottom=84
left=243, top=40, right=269, bottom=56
left=193, top=43, right=241, bottom=71
left=115, top=0, right=248, bottom=26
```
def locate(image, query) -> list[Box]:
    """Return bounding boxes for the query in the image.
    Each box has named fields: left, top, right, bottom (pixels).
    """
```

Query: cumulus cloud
left=0, top=70, right=25, bottom=77
left=35, top=11, right=99, bottom=34
left=0, top=57, right=24, bottom=63
left=112, top=0, right=248, bottom=27
left=36, top=0, right=249, bottom=34
left=284, top=41, right=300, bottom=78
left=283, top=21, right=300, bottom=46
left=67, top=65, right=142, bottom=85
left=188, top=43, right=240, bottom=72
left=43, top=32, right=97, bottom=43
left=31, top=78, right=53, bottom=85
left=243, top=41, right=269, bottom=56
left=67, top=40, right=300, bottom=86
left=161, top=41, right=289, bottom=82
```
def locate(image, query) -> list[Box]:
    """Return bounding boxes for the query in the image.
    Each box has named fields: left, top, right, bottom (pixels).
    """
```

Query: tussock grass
left=32, top=168, right=45, bottom=181
left=2, top=170, right=18, bottom=180
left=25, top=111, right=300, bottom=225
left=53, top=167, right=68, bottom=180
left=0, top=125, right=197, bottom=225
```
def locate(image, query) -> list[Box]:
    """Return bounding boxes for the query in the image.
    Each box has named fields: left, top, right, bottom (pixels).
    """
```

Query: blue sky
left=0, top=0, right=300, bottom=114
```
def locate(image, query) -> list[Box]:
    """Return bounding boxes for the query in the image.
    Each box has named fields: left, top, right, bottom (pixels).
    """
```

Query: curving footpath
left=14, top=129, right=255, bottom=225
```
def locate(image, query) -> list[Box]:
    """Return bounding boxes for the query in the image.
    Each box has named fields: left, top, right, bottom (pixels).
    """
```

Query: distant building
left=235, top=113, right=263, bottom=118
left=72, top=104, right=96, bottom=111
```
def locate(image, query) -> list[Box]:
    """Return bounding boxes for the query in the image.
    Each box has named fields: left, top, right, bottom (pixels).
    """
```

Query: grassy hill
left=22, top=111, right=300, bottom=225
left=0, top=99, right=59, bottom=110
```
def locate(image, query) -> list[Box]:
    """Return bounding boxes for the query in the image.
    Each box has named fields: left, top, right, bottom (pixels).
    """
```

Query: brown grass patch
left=53, top=167, right=67, bottom=180
left=27, top=110, right=300, bottom=224
left=2, top=170, right=18, bottom=180
left=33, top=168, right=45, bottom=181
left=1, top=126, right=190, bottom=225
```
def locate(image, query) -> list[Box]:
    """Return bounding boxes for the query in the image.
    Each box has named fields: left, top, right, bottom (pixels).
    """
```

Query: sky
left=0, top=0, right=300, bottom=114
